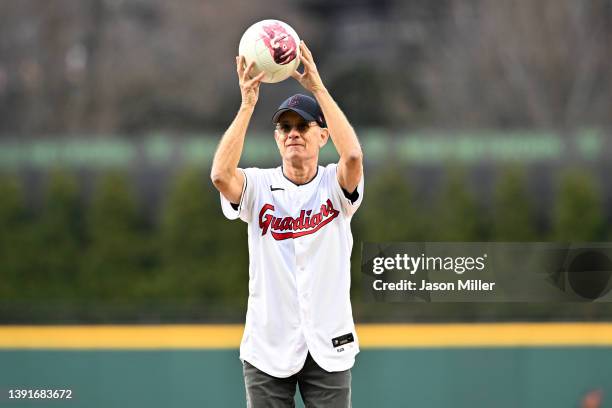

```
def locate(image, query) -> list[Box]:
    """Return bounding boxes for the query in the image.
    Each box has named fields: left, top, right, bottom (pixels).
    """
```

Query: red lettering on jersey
left=258, top=199, right=340, bottom=240
left=259, top=204, right=275, bottom=235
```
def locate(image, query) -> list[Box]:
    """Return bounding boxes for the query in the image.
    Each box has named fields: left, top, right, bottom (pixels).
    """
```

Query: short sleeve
left=220, top=168, right=258, bottom=222
left=327, top=163, right=364, bottom=217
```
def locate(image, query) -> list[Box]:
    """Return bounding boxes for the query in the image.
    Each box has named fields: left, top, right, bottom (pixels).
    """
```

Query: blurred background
left=0, top=0, right=611, bottom=407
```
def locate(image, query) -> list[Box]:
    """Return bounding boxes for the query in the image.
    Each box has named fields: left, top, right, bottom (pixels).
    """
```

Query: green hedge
left=0, top=166, right=609, bottom=322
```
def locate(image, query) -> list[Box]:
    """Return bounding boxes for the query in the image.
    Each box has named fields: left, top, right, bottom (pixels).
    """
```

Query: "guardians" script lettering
left=258, top=199, right=339, bottom=240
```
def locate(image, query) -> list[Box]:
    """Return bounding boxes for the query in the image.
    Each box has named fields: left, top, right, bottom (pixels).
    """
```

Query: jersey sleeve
left=220, top=167, right=258, bottom=223
left=327, top=163, right=364, bottom=217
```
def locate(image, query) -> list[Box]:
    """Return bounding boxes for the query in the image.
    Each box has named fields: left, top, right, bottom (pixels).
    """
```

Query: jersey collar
left=278, top=165, right=322, bottom=190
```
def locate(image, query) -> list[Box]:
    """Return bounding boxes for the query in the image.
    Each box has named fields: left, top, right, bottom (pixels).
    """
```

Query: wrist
left=239, top=103, right=256, bottom=113
left=311, top=86, right=328, bottom=97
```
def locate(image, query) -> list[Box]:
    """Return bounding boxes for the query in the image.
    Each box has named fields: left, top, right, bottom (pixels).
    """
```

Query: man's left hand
left=291, top=42, right=326, bottom=94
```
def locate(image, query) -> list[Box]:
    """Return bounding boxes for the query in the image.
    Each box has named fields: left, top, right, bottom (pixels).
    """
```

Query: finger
left=237, top=56, right=247, bottom=80
left=298, top=43, right=309, bottom=63
left=299, top=54, right=313, bottom=70
left=241, top=59, right=254, bottom=81
left=246, top=71, right=266, bottom=88
left=236, top=56, right=243, bottom=74
left=290, top=70, right=302, bottom=80
left=252, top=71, right=266, bottom=83
left=244, top=61, right=256, bottom=80
left=300, top=41, right=313, bottom=59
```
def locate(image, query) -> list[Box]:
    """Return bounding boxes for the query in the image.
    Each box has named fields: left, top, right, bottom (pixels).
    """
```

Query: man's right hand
left=237, top=56, right=265, bottom=108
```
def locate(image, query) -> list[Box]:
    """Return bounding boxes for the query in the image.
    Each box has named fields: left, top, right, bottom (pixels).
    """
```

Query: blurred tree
left=159, top=167, right=247, bottom=314
left=491, top=166, right=537, bottom=240
left=429, top=167, right=483, bottom=240
left=356, top=166, right=422, bottom=241
left=1, top=0, right=610, bottom=133
left=328, top=66, right=388, bottom=127
left=81, top=171, right=155, bottom=300
left=29, top=169, right=84, bottom=298
left=552, top=170, right=604, bottom=241
left=0, top=175, right=29, bottom=299
left=422, top=0, right=612, bottom=130
left=350, top=165, right=421, bottom=304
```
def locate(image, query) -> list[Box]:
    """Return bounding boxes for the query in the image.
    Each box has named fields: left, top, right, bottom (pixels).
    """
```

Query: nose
left=287, top=127, right=301, bottom=139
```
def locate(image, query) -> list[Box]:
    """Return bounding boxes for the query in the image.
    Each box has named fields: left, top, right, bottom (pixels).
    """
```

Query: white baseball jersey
left=220, top=163, right=364, bottom=378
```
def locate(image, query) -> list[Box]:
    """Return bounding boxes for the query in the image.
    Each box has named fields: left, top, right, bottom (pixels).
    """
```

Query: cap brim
left=272, top=108, right=318, bottom=125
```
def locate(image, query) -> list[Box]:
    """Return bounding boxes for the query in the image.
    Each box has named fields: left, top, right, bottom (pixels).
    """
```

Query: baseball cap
left=272, top=94, right=326, bottom=128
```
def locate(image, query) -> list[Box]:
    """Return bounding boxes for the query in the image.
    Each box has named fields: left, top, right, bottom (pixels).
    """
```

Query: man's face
left=274, top=111, right=328, bottom=163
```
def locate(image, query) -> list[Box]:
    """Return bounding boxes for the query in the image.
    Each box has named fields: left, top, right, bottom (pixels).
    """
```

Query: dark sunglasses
left=275, top=121, right=318, bottom=134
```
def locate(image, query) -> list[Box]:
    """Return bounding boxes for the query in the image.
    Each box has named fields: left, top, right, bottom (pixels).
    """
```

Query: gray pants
left=243, top=353, right=351, bottom=408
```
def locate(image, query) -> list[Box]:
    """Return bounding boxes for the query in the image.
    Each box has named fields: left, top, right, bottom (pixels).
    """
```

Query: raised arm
left=291, top=41, right=363, bottom=193
left=210, top=56, right=265, bottom=203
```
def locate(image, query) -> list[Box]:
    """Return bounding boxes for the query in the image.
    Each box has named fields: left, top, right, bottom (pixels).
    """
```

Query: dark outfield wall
left=1, top=348, right=610, bottom=407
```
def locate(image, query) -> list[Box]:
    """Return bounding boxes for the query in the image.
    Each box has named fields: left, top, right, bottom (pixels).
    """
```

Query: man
left=211, top=41, right=363, bottom=408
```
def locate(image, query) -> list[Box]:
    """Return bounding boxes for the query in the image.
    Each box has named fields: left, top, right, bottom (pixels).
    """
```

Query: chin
left=283, top=151, right=309, bottom=162
left=283, top=152, right=300, bottom=161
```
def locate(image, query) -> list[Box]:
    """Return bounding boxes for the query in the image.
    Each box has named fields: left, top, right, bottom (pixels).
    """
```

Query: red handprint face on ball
left=260, top=22, right=297, bottom=65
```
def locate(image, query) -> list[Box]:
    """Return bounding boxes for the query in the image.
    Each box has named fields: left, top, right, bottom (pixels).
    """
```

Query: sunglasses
left=275, top=121, right=318, bottom=134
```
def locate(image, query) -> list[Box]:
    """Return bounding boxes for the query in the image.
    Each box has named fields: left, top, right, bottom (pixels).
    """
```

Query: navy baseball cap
left=272, top=94, right=326, bottom=128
